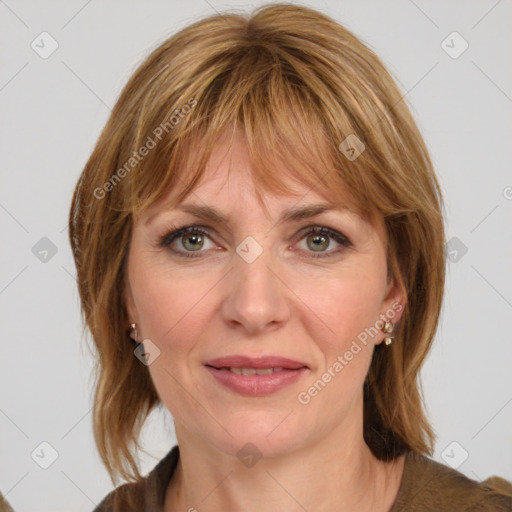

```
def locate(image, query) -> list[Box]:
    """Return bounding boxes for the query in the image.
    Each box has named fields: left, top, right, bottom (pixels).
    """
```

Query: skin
left=125, top=131, right=406, bottom=512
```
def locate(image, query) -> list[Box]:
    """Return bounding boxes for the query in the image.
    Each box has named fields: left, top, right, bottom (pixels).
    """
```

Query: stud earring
left=129, top=323, right=138, bottom=343
left=382, top=320, right=394, bottom=346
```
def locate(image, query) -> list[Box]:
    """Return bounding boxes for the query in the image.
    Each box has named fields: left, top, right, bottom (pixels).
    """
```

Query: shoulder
left=93, top=480, right=145, bottom=512
left=92, top=445, right=180, bottom=512
left=392, top=450, right=512, bottom=512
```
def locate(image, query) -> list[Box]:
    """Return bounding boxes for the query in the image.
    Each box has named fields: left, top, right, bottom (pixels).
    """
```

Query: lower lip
left=205, top=366, right=308, bottom=396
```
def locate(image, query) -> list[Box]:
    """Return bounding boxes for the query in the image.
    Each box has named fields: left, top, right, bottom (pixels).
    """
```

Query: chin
left=203, top=410, right=308, bottom=461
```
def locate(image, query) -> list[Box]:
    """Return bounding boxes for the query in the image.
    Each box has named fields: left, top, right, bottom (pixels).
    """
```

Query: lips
left=204, top=355, right=308, bottom=370
left=204, top=355, right=309, bottom=396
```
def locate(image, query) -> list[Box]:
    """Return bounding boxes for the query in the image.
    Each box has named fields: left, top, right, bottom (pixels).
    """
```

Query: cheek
left=289, top=261, right=387, bottom=408
left=130, top=268, right=216, bottom=419
left=293, top=261, right=387, bottom=352
left=130, top=255, right=218, bottom=343
left=129, top=260, right=224, bottom=396
left=291, top=270, right=384, bottom=421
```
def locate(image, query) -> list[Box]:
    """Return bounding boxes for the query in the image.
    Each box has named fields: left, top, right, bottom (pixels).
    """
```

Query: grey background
left=1, top=0, right=511, bottom=510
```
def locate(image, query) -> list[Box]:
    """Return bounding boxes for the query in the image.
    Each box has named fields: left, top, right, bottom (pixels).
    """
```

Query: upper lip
left=204, top=355, right=308, bottom=370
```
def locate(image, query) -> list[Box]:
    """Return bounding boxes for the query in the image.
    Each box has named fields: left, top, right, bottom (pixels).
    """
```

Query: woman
left=69, top=4, right=512, bottom=511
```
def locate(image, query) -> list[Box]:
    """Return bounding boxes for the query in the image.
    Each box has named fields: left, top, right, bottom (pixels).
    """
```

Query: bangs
left=125, top=43, right=376, bottom=221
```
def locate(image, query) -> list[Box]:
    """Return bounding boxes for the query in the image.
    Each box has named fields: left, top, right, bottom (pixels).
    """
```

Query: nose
left=221, top=246, right=291, bottom=335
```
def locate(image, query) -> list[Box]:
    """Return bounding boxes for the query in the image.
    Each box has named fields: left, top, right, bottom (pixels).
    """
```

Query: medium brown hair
left=69, top=3, right=445, bottom=484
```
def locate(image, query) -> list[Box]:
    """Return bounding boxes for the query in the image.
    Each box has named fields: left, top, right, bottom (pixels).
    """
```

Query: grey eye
left=306, top=233, right=330, bottom=252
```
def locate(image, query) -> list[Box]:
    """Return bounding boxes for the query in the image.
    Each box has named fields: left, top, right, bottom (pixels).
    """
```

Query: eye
left=158, top=225, right=217, bottom=258
left=157, top=224, right=352, bottom=259
left=295, top=226, right=352, bottom=258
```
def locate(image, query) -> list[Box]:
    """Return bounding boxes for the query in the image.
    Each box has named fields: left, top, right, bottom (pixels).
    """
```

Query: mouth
left=204, top=356, right=309, bottom=396
left=204, top=355, right=308, bottom=370
left=211, top=367, right=291, bottom=375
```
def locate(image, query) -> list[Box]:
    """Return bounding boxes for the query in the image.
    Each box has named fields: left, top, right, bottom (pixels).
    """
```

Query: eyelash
left=157, top=224, right=352, bottom=260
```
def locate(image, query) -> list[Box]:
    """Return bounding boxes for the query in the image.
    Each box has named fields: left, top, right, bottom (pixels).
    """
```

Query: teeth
left=255, top=368, right=273, bottom=375
left=228, top=367, right=282, bottom=375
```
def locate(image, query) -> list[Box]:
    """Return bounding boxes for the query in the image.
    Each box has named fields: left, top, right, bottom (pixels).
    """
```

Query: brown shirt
left=93, top=445, right=512, bottom=511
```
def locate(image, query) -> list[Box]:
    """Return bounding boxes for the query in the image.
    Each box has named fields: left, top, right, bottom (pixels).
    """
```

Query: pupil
left=310, top=234, right=328, bottom=251
left=184, top=234, right=203, bottom=251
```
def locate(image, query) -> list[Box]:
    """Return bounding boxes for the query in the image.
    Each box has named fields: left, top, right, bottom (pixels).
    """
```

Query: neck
left=165, top=420, right=405, bottom=512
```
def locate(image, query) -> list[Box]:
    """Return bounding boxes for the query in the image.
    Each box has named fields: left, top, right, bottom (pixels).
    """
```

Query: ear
left=124, top=279, right=138, bottom=326
left=382, top=272, right=406, bottom=321
left=377, top=270, right=406, bottom=345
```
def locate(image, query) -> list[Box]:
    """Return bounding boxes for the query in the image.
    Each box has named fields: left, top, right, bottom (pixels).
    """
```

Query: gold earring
left=382, top=320, right=393, bottom=346
left=129, top=323, right=138, bottom=343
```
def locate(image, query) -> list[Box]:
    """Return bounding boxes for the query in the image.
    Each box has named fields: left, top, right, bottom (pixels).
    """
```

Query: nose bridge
left=222, top=237, right=289, bottom=333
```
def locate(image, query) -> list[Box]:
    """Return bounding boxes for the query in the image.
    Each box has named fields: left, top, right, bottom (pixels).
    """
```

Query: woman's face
left=125, top=133, right=403, bottom=459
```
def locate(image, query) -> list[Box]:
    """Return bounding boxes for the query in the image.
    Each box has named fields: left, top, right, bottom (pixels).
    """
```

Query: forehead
left=144, top=130, right=348, bottom=222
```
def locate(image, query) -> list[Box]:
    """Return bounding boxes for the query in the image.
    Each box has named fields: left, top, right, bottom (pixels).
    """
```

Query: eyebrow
left=146, top=202, right=340, bottom=226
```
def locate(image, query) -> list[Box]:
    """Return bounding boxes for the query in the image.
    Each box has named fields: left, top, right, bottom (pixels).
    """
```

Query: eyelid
left=157, top=224, right=214, bottom=248
left=295, top=225, right=352, bottom=247
left=157, top=223, right=352, bottom=258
